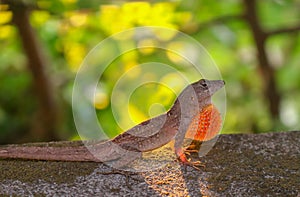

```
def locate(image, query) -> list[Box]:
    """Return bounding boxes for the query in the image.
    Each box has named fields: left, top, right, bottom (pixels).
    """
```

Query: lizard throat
left=185, top=104, right=222, bottom=141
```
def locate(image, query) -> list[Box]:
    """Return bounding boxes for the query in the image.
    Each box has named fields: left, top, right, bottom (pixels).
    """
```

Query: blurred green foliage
left=0, top=0, right=300, bottom=143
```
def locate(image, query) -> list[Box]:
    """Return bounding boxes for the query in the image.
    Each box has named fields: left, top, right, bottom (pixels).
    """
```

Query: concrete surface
left=0, top=131, right=299, bottom=196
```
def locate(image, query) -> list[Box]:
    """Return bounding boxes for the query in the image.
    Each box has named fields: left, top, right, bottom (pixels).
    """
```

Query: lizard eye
left=200, top=80, right=208, bottom=88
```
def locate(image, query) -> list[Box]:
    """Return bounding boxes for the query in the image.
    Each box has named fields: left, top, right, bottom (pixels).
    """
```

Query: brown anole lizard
left=0, top=79, right=225, bottom=168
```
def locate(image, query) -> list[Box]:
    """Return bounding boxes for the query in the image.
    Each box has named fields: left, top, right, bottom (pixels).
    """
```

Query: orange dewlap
left=185, top=104, right=222, bottom=141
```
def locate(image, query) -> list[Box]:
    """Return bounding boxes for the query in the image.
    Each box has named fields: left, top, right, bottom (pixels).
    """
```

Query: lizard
left=0, top=79, right=225, bottom=169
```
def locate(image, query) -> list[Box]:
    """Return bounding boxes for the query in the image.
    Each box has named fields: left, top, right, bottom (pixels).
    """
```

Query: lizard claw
left=185, top=160, right=205, bottom=170
left=179, top=159, right=204, bottom=171
left=184, top=149, right=199, bottom=153
left=189, top=164, right=201, bottom=171
left=190, top=160, right=204, bottom=167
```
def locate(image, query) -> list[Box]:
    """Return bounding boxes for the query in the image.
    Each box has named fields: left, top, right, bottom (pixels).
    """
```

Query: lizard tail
left=0, top=141, right=116, bottom=162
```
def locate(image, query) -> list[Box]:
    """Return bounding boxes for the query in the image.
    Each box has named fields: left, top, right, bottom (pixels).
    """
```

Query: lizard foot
left=185, top=159, right=205, bottom=170
left=176, top=148, right=204, bottom=170
left=177, top=154, right=204, bottom=170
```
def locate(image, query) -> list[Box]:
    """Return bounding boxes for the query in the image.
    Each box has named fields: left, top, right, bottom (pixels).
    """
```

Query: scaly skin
left=175, top=104, right=222, bottom=166
left=0, top=79, right=225, bottom=168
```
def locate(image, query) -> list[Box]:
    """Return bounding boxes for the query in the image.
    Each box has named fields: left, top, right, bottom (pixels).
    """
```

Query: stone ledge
left=0, top=131, right=299, bottom=196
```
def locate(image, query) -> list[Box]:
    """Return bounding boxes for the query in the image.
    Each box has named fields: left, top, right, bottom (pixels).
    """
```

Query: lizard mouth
left=207, top=80, right=225, bottom=96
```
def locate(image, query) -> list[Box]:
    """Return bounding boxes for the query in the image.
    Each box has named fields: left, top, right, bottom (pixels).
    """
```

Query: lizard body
left=0, top=79, right=225, bottom=168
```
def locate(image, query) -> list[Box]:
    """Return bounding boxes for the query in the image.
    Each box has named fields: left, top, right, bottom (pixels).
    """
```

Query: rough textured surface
left=0, top=131, right=299, bottom=196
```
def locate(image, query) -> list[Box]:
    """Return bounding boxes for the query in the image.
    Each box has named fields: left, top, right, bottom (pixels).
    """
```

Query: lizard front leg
left=173, top=126, right=203, bottom=169
left=174, top=143, right=204, bottom=169
left=174, top=104, right=222, bottom=169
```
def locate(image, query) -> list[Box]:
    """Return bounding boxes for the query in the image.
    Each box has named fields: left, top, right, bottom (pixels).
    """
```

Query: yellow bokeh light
left=64, top=42, right=86, bottom=71
left=99, top=5, right=121, bottom=34
left=124, top=62, right=141, bottom=79
left=166, top=42, right=186, bottom=64
left=94, top=92, right=110, bottom=110
left=100, top=5, right=120, bottom=13
left=160, top=73, right=186, bottom=93
left=99, top=2, right=188, bottom=36
left=0, top=25, right=13, bottom=39
left=175, top=12, right=192, bottom=25
left=153, top=27, right=178, bottom=41
left=121, top=50, right=137, bottom=62
left=70, top=13, right=87, bottom=27
left=138, top=38, right=157, bottom=55
left=0, top=11, right=12, bottom=25
left=128, top=103, right=148, bottom=125
left=122, top=2, right=151, bottom=25
left=31, top=11, right=50, bottom=26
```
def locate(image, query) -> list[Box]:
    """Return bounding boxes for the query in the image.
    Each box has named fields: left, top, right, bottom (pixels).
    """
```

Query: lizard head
left=170, top=79, right=225, bottom=116
left=191, top=79, right=225, bottom=100
left=175, top=79, right=225, bottom=106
